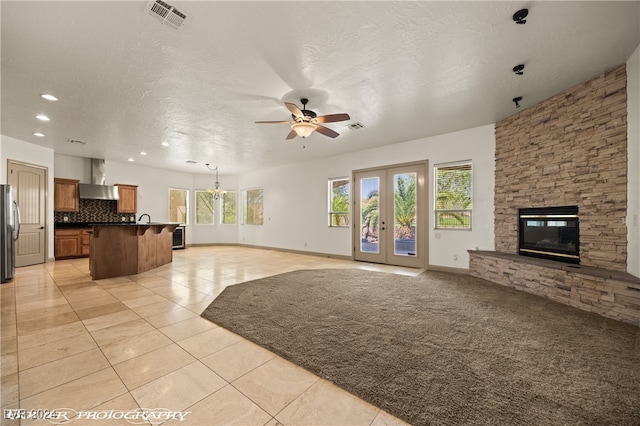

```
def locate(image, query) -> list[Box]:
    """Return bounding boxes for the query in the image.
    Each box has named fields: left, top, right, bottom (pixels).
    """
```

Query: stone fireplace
left=469, top=64, right=640, bottom=326
left=518, top=206, right=579, bottom=264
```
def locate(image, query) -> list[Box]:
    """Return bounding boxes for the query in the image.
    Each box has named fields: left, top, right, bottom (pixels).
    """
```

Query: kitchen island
left=89, top=223, right=180, bottom=280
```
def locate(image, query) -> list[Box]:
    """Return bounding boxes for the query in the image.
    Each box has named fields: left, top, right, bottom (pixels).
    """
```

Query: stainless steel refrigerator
left=1, top=185, right=20, bottom=283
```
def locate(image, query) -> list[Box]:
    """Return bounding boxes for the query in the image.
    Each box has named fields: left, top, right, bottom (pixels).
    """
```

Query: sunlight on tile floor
left=1, top=246, right=420, bottom=426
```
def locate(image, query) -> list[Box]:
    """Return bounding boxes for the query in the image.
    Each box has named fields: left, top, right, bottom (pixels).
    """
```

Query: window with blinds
left=434, top=162, right=472, bottom=229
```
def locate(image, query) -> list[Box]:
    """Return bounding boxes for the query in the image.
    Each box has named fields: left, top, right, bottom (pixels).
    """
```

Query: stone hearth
left=469, top=251, right=640, bottom=326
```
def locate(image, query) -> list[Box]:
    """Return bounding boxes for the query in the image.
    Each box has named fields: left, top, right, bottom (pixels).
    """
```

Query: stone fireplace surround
left=469, top=64, right=640, bottom=326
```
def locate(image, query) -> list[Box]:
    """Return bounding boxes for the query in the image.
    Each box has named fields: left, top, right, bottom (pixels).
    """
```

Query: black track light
left=513, top=64, right=525, bottom=75
left=513, top=97, right=523, bottom=108
left=513, top=9, right=528, bottom=24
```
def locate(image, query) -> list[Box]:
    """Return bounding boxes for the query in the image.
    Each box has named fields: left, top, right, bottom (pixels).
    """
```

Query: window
left=195, top=190, right=214, bottom=225
left=169, top=188, right=189, bottom=224
left=243, top=188, right=263, bottom=225
left=221, top=191, right=237, bottom=225
left=434, top=162, right=472, bottom=229
left=328, top=178, right=350, bottom=227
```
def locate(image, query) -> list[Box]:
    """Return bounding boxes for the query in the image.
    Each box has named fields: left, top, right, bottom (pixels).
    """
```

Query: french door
left=353, top=161, right=427, bottom=268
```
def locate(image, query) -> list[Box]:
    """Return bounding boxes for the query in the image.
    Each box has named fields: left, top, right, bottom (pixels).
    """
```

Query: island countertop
left=89, top=222, right=180, bottom=280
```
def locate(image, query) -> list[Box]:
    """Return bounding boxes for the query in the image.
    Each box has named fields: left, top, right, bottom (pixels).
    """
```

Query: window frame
left=242, top=187, right=264, bottom=226
left=328, top=177, right=350, bottom=228
left=168, top=188, right=189, bottom=225
left=194, top=189, right=215, bottom=225
left=434, top=161, right=472, bottom=230
left=221, top=190, right=237, bottom=225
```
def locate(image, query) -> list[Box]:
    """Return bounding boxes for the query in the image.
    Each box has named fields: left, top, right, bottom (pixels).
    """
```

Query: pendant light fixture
left=205, top=163, right=225, bottom=200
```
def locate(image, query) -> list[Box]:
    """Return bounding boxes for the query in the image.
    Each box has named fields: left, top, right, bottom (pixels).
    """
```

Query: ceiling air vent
left=347, top=122, right=365, bottom=131
left=146, top=0, right=187, bottom=30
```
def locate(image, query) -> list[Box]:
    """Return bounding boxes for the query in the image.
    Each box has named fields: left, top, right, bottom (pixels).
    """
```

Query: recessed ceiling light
left=128, top=157, right=135, bottom=162
left=40, top=94, right=58, bottom=101
left=161, top=142, right=169, bottom=147
left=140, top=151, right=148, bottom=156
left=36, top=114, right=50, bottom=121
left=32, top=132, right=45, bottom=137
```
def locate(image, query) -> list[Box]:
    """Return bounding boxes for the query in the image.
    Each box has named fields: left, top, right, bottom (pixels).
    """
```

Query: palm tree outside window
left=434, top=162, right=472, bottom=229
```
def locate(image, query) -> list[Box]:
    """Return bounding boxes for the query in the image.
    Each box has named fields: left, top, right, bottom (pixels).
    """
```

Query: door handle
left=39, top=226, right=45, bottom=229
left=13, top=201, right=21, bottom=241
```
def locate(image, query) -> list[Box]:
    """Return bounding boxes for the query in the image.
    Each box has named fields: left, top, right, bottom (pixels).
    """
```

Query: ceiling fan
left=255, top=98, right=350, bottom=139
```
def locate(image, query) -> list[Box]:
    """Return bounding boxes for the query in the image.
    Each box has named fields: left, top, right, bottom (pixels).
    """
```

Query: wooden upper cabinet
left=115, top=184, right=138, bottom=213
left=54, top=178, right=80, bottom=212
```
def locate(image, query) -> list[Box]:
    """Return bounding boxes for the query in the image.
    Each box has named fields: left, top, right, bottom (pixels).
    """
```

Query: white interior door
left=8, top=161, right=47, bottom=267
left=354, top=162, right=427, bottom=268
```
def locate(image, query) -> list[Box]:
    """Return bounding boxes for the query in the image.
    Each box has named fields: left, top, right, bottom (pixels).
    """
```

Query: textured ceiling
left=1, top=1, right=639, bottom=175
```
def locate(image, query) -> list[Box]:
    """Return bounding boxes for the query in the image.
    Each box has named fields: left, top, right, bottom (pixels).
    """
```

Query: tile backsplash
left=54, top=199, right=136, bottom=223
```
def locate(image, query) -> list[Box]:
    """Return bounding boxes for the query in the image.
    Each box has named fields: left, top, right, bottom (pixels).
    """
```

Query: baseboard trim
left=428, top=264, right=470, bottom=274
left=186, top=244, right=472, bottom=272
left=184, top=243, right=354, bottom=262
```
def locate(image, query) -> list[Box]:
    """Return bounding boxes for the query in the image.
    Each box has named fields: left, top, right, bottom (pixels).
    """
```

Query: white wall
left=238, top=124, right=496, bottom=269
left=1, top=135, right=56, bottom=260
left=627, top=45, right=640, bottom=277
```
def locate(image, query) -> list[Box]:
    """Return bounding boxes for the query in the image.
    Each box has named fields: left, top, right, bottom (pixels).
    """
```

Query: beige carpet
left=201, top=268, right=640, bottom=426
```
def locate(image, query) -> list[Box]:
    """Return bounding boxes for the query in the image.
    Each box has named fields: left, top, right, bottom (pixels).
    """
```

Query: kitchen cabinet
left=54, top=178, right=80, bottom=212
left=115, top=184, right=137, bottom=213
left=55, top=228, right=90, bottom=259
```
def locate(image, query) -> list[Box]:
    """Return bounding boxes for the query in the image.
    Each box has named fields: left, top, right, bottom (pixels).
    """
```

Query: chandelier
left=205, top=163, right=225, bottom=200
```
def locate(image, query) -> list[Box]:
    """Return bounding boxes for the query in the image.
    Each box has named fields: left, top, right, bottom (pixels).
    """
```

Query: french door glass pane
left=360, top=177, right=379, bottom=253
left=394, top=173, right=416, bottom=256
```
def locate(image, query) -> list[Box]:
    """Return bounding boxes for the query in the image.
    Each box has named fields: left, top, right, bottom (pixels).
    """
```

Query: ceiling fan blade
left=285, top=102, right=303, bottom=118
left=315, top=113, right=351, bottom=124
left=286, top=129, right=298, bottom=140
left=255, top=120, right=293, bottom=124
left=314, top=124, right=339, bottom=138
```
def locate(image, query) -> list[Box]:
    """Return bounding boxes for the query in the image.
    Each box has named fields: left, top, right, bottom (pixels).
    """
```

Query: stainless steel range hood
left=78, top=159, right=119, bottom=200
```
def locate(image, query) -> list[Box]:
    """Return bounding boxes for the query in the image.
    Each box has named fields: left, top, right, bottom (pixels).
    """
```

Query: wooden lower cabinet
left=81, top=230, right=91, bottom=255
left=55, top=228, right=91, bottom=259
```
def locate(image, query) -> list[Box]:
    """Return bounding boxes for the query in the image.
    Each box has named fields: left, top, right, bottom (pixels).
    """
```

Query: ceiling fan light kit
left=291, top=122, right=317, bottom=139
left=256, top=98, right=350, bottom=140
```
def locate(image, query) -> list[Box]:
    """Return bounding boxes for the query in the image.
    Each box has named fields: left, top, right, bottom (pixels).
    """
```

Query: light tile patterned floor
left=1, top=246, right=420, bottom=426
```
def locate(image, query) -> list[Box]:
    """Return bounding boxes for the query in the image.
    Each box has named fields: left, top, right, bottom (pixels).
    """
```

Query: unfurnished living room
left=1, top=2, right=639, bottom=425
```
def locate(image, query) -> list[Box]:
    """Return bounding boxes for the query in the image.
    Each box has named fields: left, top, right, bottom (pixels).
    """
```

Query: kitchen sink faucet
left=138, top=214, right=151, bottom=224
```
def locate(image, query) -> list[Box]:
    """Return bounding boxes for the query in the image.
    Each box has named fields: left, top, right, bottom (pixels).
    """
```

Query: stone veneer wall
left=494, top=64, right=628, bottom=271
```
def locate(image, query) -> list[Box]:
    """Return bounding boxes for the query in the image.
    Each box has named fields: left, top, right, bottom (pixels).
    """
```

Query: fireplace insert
left=518, top=206, right=579, bottom=264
